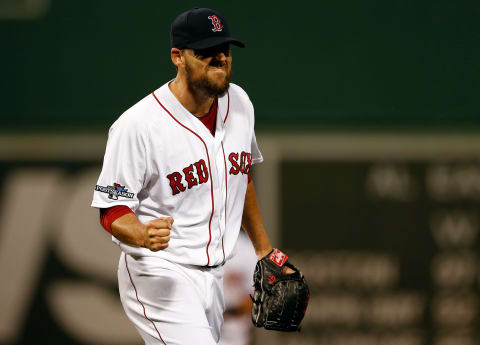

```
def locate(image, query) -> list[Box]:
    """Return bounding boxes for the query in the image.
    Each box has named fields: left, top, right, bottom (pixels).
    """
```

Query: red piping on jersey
left=221, top=92, right=231, bottom=263
left=223, top=91, right=230, bottom=124
left=124, top=254, right=167, bottom=345
left=221, top=142, right=227, bottom=263
left=152, top=91, right=215, bottom=266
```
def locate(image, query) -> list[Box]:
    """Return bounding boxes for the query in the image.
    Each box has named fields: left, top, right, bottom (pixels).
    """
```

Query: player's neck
left=169, top=78, right=215, bottom=118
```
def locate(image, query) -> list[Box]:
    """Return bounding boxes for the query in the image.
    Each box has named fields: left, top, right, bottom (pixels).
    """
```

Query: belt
left=200, top=262, right=225, bottom=269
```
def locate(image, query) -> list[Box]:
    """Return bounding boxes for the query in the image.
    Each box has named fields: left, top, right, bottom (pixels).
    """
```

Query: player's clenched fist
left=143, top=217, right=173, bottom=251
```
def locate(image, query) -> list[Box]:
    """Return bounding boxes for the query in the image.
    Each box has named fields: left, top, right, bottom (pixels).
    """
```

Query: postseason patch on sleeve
left=94, top=182, right=135, bottom=200
left=269, top=249, right=288, bottom=267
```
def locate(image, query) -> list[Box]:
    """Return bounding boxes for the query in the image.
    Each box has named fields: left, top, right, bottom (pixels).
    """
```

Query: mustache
left=209, top=59, right=227, bottom=67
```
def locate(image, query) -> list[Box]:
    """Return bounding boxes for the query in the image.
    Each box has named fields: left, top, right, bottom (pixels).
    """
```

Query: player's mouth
left=208, top=60, right=227, bottom=71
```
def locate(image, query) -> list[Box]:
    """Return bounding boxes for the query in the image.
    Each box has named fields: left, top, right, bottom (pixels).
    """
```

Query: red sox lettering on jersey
left=229, top=151, right=252, bottom=176
left=166, top=152, right=252, bottom=196
left=167, top=159, right=209, bottom=195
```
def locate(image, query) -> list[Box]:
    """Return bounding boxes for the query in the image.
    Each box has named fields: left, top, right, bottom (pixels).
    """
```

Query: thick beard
left=185, top=62, right=232, bottom=98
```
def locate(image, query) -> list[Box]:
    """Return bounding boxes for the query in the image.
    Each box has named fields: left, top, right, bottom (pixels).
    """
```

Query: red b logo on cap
left=208, top=15, right=223, bottom=32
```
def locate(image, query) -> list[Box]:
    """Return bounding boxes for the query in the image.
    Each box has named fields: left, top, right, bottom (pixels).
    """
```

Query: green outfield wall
left=1, top=0, right=478, bottom=131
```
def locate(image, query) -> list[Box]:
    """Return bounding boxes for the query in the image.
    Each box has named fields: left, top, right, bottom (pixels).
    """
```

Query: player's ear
left=171, top=48, right=184, bottom=68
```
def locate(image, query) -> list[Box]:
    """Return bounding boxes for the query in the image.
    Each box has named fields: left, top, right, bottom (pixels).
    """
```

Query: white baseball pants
left=118, top=252, right=225, bottom=345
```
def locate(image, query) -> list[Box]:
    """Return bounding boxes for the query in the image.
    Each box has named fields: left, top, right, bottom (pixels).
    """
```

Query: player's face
left=183, top=43, right=232, bottom=97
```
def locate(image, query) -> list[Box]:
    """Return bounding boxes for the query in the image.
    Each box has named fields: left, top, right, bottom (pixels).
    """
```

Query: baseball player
left=91, top=7, right=281, bottom=345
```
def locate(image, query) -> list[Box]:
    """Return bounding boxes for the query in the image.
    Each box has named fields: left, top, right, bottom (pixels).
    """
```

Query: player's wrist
left=256, top=246, right=273, bottom=260
left=137, top=224, right=147, bottom=248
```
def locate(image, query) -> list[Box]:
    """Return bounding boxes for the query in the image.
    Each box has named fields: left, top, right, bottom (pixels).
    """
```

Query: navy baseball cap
left=170, top=8, right=245, bottom=50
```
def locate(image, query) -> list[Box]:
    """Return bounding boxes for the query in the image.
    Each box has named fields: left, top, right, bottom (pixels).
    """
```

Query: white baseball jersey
left=91, top=81, right=262, bottom=267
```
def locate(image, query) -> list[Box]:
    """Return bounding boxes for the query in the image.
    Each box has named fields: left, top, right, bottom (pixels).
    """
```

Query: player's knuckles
left=144, top=237, right=153, bottom=248
left=160, top=217, right=174, bottom=227
left=157, top=242, right=168, bottom=249
left=148, top=228, right=170, bottom=237
left=147, top=232, right=169, bottom=242
left=145, top=240, right=163, bottom=251
left=146, top=223, right=170, bottom=233
left=158, top=216, right=174, bottom=224
left=148, top=218, right=173, bottom=229
left=159, top=235, right=170, bottom=243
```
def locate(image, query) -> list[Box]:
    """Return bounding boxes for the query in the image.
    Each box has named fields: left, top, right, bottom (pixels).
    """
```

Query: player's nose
left=214, top=51, right=227, bottom=61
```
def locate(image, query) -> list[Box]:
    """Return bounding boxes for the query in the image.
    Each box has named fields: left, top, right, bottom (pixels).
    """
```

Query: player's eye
left=193, top=50, right=207, bottom=58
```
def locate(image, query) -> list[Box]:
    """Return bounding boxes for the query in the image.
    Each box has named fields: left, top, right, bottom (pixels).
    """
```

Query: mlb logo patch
left=269, top=249, right=288, bottom=267
left=94, top=182, right=135, bottom=200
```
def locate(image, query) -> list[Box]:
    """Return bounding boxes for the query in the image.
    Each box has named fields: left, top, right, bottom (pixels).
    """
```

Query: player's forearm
left=241, top=181, right=272, bottom=260
left=111, top=213, right=146, bottom=247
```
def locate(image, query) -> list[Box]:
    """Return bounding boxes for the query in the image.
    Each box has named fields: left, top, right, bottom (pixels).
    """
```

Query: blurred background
left=0, top=1, right=479, bottom=345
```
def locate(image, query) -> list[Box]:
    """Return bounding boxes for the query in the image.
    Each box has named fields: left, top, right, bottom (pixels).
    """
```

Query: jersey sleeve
left=251, top=130, right=263, bottom=164
left=91, top=116, right=149, bottom=211
left=228, top=83, right=263, bottom=165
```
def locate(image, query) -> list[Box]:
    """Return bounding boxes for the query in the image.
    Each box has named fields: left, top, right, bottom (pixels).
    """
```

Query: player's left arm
left=244, top=180, right=308, bottom=331
left=241, top=180, right=272, bottom=260
left=242, top=181, right=295, bottom=274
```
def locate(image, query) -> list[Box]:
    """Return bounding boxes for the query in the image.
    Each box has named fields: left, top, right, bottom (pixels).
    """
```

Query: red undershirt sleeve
left=99, top=205, right=134, bottom=234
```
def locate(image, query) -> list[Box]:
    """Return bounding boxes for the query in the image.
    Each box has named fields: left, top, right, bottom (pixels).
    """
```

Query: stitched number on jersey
left=208, top=15, right=223, bottom=32
left=167, top=159, right=209, bottom=195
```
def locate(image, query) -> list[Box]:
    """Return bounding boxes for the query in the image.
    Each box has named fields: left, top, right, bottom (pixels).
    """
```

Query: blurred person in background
left=219, top=230, right=257, bottom=345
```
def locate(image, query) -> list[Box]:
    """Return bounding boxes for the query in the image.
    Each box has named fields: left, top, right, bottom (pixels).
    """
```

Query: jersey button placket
left=218, top=142, right=228, bottom=263
left=208, top=141, right=221, bottom=265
